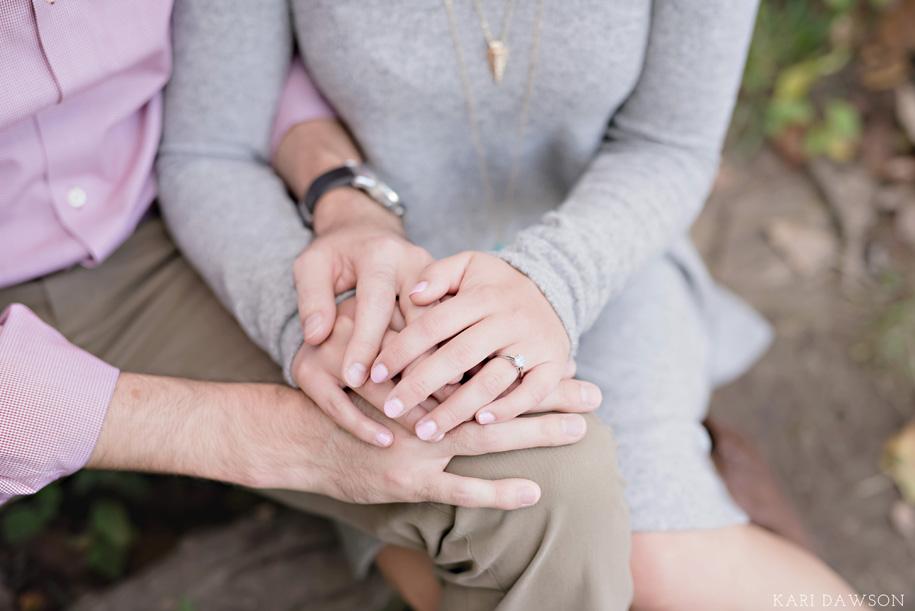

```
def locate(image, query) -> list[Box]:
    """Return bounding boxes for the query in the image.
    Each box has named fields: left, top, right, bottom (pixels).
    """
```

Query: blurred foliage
left=871, top=292, right=915, bottom=381
left=735, top=0, right=912, bottom=161
left=177, top=598, right=197, bottom=611
left=881, top=421, right=915, bottom=504
left=2, top=472, right=148, bottom=580
left=2, top=484, right=62, bottom=546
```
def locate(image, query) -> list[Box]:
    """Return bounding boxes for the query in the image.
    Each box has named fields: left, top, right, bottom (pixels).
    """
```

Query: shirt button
left=44, top=0, right=55, bottom=4
left=66, top=187, right=87, bottom=209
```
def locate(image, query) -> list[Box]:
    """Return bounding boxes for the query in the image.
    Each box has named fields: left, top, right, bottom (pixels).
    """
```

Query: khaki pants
left=1, top=218, right=632, bottom=610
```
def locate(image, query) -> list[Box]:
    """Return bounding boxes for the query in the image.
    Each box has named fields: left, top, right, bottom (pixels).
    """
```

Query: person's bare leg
left=376, top=544, right=442, bottom=611
left=630, top=525, right=860, bottom=611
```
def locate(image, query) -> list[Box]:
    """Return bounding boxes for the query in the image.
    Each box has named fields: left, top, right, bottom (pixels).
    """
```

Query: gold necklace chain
left=471, top=0, right=517, bottom=82
left=443, top=0, right=544, bottom=245
left=472, top=0, right=515, bottom=45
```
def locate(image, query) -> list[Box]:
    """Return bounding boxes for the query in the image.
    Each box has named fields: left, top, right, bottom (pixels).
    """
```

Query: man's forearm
left=273, top=119, right=361, bottom=201
left=85, top=373, right=327, bottom=492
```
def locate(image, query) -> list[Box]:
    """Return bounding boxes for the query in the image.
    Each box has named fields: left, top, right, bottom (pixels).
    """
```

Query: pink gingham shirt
left=0, top=0, right=333, bottom=504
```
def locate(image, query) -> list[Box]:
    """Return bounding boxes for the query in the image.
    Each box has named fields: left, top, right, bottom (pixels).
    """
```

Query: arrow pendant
left=487, top=40, right=509, bottom=84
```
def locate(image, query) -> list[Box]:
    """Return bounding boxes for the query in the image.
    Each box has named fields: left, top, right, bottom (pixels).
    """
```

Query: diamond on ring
left=498, top=353, right=527, bottom=378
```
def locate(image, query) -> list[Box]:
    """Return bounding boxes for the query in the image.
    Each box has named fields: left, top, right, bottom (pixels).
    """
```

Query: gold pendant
left=486, top=40, right=509, bottom=84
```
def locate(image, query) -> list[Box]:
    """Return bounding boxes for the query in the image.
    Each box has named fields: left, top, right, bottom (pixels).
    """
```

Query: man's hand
left=87, top=351, right=592, bottom=510
left=293, top=194, right=433, bottom=391
left=249, top=385, right=591, bottom=510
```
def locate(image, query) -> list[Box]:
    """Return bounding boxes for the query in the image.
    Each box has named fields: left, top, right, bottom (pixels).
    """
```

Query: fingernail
left=375, top=432, right=393, bottom=447
left=581, top=383, right=601, bottom=408
left=303, top=313, right=323, bottom=340
left=416, top=420, right=437, bottom=441
left=519, top=487, right=540, bottom=507
left=384, top=398, right=404, bottom=418
left=345, top=363, right=367, bottom=387
left=409, top=281, right=428, bottom=296
left=562, top=415, right=586, bottom=437
left=432, top=433, right=445, bottom=442
left=371, top=364, right=389, bottom=383
left=477, top=411, right=495, bottom=425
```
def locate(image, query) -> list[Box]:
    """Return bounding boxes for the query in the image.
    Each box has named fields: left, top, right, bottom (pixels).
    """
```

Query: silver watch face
left=352, top=165, right=405, bottom=216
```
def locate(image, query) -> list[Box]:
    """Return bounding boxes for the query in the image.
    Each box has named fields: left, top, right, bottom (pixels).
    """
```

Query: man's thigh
left=0, top=217, right=282, bottom=383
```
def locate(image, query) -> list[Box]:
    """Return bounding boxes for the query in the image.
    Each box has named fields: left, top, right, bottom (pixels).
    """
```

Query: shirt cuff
left=269, top=55, right=337, bottom=160
left=0, top=304, right=118, bottom=504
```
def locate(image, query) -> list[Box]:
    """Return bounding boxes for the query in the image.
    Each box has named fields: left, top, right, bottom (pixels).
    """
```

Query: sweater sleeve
left=157, top=0, right=310, bottom=383
left=495, top=0, right=759, bottom=353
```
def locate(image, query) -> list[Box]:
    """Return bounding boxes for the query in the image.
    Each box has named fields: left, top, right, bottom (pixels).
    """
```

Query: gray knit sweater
left=158, top=0, right=761, bottom=383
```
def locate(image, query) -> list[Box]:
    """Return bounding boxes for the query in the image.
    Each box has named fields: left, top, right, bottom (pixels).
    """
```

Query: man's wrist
left=86, top=373, right=332, bottom=496
left=312, top=188, right=405, bottom=236
left=228, top=383, right=334, bottom=494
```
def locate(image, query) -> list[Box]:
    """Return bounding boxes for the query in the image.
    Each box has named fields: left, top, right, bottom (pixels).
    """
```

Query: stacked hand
left=371, top=251, right=580, bottom=440
left=293, top=192, right=597, bottom=448
left=288, top=297, right=593, bottom=509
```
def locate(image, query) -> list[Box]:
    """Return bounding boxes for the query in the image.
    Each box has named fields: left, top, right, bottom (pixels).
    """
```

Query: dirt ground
left=695, top=151, right=915, bottom=598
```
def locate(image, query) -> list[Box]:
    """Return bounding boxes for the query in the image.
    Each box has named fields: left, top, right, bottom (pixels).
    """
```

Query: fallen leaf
left=880, top=422, right=915, bottom=505
left=874, top=185, right=915, bottom=213
left=890, top=499, right=915, bottom=538
left=18, top=590, right=48, bottom=611
left=772, top=126, right=809, bottom=168
left=896, top=82, right=915, bottom=145
left=880, top=156, right=915, bottom=183
left=808, top=158, right=878, bottom=288
left=896, top=202, right=915, bottom=248
left=860, top=0, right=915, bottom=90
left=764, top=217, right=838, bottom=277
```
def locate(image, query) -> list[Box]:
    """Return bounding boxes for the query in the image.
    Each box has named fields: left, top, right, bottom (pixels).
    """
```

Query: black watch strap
left=297, top=165, right=356, bottom=228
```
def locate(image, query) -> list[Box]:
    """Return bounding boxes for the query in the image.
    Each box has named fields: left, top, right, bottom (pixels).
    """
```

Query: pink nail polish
left=371, top=364, right=389, bottom=383
left=409, top=281, right=428, bottom=296
left=384, top=398, right=404, bottom=418
left=303, top=312, right=323, bottom=340
left=432, top=433, right=445, bottom=442
left=477, top=412, right=495, bottom=425
left=416, top=420, right=437, bottom=440
left=519, top=487, right=539, bottom=507
left=376, top=432, right=393, bottom=447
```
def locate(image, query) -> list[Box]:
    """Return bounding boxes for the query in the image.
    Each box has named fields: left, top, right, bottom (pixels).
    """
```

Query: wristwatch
left=297, top=160, right=406, bottom=229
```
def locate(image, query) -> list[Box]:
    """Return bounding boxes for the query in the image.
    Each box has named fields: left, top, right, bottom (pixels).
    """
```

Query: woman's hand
left=294, top=296, right=597, bottom=448
left=293, top=190, right=434, bottom=389
left=370, top=251, right=581, bottom=441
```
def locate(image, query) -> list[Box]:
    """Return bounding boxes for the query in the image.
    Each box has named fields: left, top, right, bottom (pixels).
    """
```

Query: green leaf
left=33, top=483, right=63, bottom=521
left=825, top=0, right=858, bottom=13
left=87, top=538, right=128, bottom=580
left=824, top=99, right=862, bottom=139
left=177, top=598, right=197, bottom=611
left=70, top=471, right=152, bottom=500
left=765, top=98, right=816, bottom=135
left=2, top=505, right=49, bottom=545
left=89, top=500, right=135, bottom=549
left=773, top=60, right=821, bottom=101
